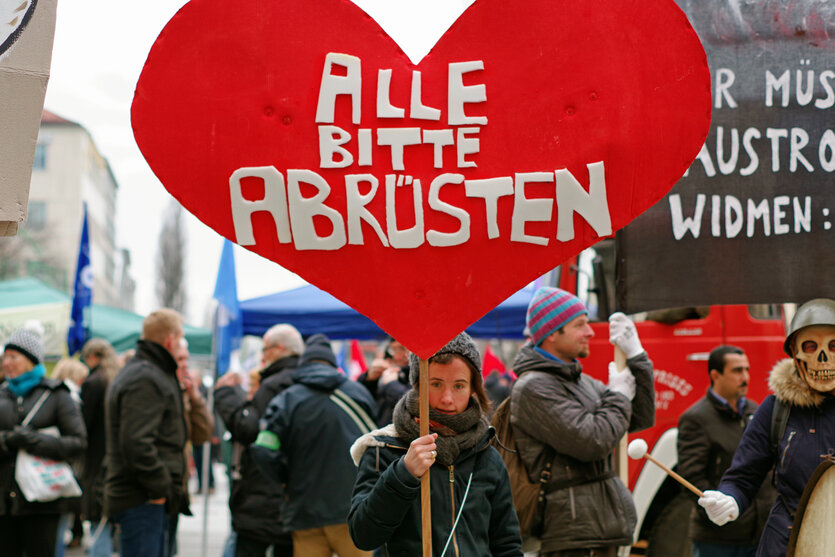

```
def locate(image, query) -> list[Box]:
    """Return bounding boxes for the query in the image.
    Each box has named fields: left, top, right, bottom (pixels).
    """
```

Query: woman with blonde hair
left=79, top=338, right=122, bottom=557
left=51, top=358, right=89, bottom=554
left=52, top=359, right=89, bottom=397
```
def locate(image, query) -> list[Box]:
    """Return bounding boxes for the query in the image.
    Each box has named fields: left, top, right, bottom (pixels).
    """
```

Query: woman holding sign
left=348, top=333, right=522, bottom=556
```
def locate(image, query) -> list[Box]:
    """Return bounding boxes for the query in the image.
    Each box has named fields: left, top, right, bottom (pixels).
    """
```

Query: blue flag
left=336, top=341, right=348, bottom=375
left=213, top=239, right=242, bottom=376
left=67, top=204, right=92, bottom=355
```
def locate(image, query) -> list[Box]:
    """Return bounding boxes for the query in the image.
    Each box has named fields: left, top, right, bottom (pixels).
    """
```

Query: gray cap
left=408, top=332, right=481, bottom=385
left=5, top=328, right=45, bottom=365
left=784, top=298, right=835, bottom=355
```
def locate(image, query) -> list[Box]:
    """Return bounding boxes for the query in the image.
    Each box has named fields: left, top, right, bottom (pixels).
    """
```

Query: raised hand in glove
left=6, top=425, right=40, bottom=449
left=608, top=362, right=636, bottom=400
left=609, top=312, right=644, bottom=359
left=698, top=490, right=738, bottom=526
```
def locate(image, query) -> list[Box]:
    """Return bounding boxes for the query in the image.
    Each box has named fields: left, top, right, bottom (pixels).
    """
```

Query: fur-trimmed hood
left=349, top=424, right=399, bottom=466
left=768, top=358, right=828, bottom=408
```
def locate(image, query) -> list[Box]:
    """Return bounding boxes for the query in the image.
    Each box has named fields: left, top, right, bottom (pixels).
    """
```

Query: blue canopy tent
left=239, top=284, right=535, bottom=340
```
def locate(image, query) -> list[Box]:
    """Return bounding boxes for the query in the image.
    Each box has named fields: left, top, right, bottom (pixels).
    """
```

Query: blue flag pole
left=202, top=239, right=242, bottom=556
left=212, top=239, right=242, bottom=377
left=67, top=203, right=92, bottom=356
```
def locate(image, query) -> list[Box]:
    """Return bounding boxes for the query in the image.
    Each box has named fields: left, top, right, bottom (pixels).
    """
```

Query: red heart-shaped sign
left=132, top=0, right=710, bottom=358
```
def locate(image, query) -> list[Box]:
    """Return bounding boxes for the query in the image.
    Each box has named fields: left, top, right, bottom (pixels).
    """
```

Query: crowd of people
left=0, top=292, right=832, bottom=557
left=0, top=310, right=216, bottom=557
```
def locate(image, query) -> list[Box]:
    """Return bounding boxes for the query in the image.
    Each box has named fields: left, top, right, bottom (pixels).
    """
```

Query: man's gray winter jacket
left=510, top=344, right=655, bottom=553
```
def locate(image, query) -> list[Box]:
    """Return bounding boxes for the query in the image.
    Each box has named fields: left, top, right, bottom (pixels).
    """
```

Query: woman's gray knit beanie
left=4, top=328, right=45, bottom=365
left=408, top=332, right=481, bottom=385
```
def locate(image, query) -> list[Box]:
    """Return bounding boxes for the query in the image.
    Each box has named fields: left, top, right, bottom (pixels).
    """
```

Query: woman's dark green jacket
left=348, top=425, right=522, bottom=557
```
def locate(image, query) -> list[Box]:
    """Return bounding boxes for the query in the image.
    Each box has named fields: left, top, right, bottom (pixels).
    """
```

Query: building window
left=32, top=143, right=47, bottom=170
left=27, top=201, right=46, bottom=231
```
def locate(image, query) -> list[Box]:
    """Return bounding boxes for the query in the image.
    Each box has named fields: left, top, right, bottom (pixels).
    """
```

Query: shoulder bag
left=14, top=389, right=82, bottom=502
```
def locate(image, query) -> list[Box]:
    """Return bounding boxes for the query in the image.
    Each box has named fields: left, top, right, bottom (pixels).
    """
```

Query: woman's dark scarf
left=7, top=363, right=46, bottom=398
left=393, top=389, right=488, bottom=466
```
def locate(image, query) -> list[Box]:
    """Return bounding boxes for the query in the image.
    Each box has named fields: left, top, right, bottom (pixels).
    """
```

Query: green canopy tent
left=0, top=277, right=212, bottom=357
left=92, top=303, right=212, bottom=354
left=0, top=277, right=71, bottom=358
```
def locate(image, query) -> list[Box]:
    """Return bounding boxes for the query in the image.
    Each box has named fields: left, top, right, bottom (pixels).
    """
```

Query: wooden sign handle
left=419, top=357, right=432, bottom=557
left=615, top=347, right=629, bottom=485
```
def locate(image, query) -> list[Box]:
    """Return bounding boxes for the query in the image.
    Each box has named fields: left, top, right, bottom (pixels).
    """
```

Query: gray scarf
left=393, top=389, right=488, bottom=466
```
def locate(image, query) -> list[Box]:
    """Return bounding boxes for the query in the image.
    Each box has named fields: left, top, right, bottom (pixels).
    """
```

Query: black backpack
left=770, top=398, right=790, bottom=456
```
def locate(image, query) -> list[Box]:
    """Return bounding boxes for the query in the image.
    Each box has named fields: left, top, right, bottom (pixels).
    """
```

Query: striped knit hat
left=526, top=287, right=587, bottom=346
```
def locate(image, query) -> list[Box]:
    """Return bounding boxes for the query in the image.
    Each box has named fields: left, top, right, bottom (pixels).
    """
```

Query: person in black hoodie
left=252, top=333, right=376, bottom=557
left=0, top=327, right=87, bottom=557
left=214, top=323, right=304, bottom=557
left=103, top=309, right=187, bottom=557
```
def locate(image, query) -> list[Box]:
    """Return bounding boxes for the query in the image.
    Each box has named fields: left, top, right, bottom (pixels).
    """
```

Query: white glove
left=608, top=362, right=636, bottom=400
left=609, top=312, right=644, bottom=359
left=698, top=490, right=739, bottom=526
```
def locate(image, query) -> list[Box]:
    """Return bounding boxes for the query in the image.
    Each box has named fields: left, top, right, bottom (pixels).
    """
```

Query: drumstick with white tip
left=627, top=439, right=704, bottom=497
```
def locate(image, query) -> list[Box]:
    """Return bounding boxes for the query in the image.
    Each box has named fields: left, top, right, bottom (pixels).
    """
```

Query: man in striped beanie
left=510, top=287, right=657, bottom=556
left=524, top=287, right=590, bottom=350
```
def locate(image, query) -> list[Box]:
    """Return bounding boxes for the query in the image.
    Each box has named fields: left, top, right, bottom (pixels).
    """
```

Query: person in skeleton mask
left=697, top=298, right=835, bottom=557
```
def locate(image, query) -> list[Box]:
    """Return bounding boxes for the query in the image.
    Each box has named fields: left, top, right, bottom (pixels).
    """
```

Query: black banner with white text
left=617, top=0, right=834, bottom=312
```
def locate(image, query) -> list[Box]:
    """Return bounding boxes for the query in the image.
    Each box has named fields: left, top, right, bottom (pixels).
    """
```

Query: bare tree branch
left=156, top=200, right=187, bottom=312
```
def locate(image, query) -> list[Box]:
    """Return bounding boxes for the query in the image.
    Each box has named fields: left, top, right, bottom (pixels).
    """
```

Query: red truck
left=554, top=241, right=787, bottom=556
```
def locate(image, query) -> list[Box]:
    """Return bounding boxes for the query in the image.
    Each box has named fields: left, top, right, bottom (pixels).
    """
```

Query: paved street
left=62, top=462, right=543, bottom=557
left=66, top=462, right=231, bottom=557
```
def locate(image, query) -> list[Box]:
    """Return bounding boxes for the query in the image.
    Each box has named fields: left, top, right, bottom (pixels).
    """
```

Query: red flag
left=349, top=339, right=368, bottom=380
left=482, top=345, right=506, bottom=379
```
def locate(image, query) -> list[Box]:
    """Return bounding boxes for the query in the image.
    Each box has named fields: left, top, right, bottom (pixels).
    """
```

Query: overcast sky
left=42, top=0, right=472, bottom=326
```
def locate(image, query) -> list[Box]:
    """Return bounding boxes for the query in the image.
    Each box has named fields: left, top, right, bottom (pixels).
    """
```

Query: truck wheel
left=646, top=495, right=693, bottom=557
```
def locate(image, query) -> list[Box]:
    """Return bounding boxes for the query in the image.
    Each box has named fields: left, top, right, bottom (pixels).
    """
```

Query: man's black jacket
left=104, top=340, right=187, bottom=518
left=677, top=389, right=775, bottom=545
left=214, top=355, right=299, bottom=543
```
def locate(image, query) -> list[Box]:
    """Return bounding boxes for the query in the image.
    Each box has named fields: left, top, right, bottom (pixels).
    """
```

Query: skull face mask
left=793, top=324, right=835, bottom=394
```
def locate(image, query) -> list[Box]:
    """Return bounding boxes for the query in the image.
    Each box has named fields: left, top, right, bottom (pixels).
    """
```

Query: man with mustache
left=677, top=345, right=775, bottom=557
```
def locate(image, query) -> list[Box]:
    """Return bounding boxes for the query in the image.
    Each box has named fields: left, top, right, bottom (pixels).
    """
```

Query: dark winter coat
left=358, top=365, right=410, bottom=426
left=718, top=359, right=835, bottom=557
left=0, top=378, right=87, bottom=516
left=179, top=378, right=214, bottom=519
left=214, top=355, right=298, bottom=544
left=103, top=340, right=187, bottom=518
left=677, top=389, right=775, bottom=545
left=348, top=426, right=522, bottom=556
left=80, top=366, right=108, bottom=521
left=252, top=361, right=376, bottom=531
left=509, top=344, right=655, bottom=553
